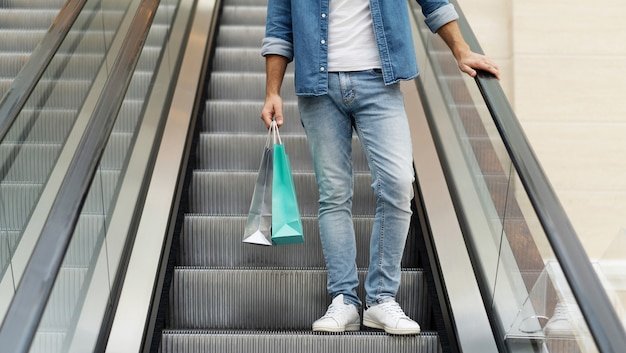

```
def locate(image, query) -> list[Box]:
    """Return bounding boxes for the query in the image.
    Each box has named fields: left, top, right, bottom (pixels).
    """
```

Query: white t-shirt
left=327, top=0, right=382, bottom=72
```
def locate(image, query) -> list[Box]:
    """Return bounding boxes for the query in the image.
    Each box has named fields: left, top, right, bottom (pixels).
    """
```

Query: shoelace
left=323, top=303, right=351, bottom=318
left=377, top=301, right=409, bottom=318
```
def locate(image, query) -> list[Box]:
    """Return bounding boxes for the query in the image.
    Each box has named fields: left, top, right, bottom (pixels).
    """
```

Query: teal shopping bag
left=271, top=124, right=304, bottom=245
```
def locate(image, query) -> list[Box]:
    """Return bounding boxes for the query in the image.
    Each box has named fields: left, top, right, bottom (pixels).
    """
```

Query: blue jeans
left=298, top=70, right=415, bottom=308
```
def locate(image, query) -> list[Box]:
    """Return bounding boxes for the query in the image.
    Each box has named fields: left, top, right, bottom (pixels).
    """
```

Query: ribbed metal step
left=0, top=143, right=62, bottom=182
left=38, top=266, right=88, bottom=330
left=212, top=47, right=265, bottom=72
left=4, top=109, right=76, bottom=143
left=216, top=25, right=265, bottom=48
left=208, top=72, right=296, bottom=100
left=30, top=332, right=65, bottom=353
left=189, top=171, right=376, bottom=216
left=179, top=215, right=420, bottom=269
left=196, top=134, right=369, bottom=172
left=168, top=268, right=430, bottom=330
left=203, top=101, right=302, bottom=134
left=0, top=10, right=59, bottom=29
left=2, top=0, right=67, bottom=8
left=160, top=330, right=441, bottom=353
left=0, top=182, right=42, bottom=229
left=63, top=213, right=105, bottom=267
left=220, top=5, right=266, bottom=26
left=228, top=0, right=269, bottom=5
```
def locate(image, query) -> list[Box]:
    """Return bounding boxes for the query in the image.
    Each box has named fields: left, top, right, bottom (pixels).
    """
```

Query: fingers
left=460, top=64, right=477, bottom=78
left=260, top=95, right=284, bottom=129
left=479, top=58, right=501, bottom=80
left=459, top=52, right=501, bottom=80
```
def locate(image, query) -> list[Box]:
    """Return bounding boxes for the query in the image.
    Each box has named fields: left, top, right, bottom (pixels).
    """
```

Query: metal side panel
left=105, top=0, right=219, bottom=351
left=0, top=0, right=148, bottom=320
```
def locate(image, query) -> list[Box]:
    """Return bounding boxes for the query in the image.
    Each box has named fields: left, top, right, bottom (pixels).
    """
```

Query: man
left=260, top=0, right=500, bottom=335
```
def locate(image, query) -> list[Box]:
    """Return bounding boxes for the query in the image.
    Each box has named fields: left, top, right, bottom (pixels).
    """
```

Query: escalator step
left=212, top=47, right=265, bottom=73
left=203, top=101, right=302, bottom=135
left=196, top=134, right=369, bottom=172
left=0, top=52, right=31, bottom=77
left=0, top=143, right=62, bottom=183
left=216, top=25, right=265, bottom=48
left=0, top=183, right=42, bottom=229
left=0, top=10, right=60, bottom=29
left=168, top=268, right=430, bottom=331
left=3, top=0, right=67, bottom=8
left=180, top=215, right=421, bottom=269
left=38, top=266, right=88, bottom=331
left=30, top=331, right=64, bottom=353
left=228, top=0, right=269, bottom=6
left=189, top=171, right=376, bottom=216
left=179, top=215, right=374, bottom=268
left=3, top=109, right=76, bottom=143
left=160, top=330, right=441, bottom=353
left=208, top=72, right=296, bottom=100
left=221, top=5, right=267, bottom=26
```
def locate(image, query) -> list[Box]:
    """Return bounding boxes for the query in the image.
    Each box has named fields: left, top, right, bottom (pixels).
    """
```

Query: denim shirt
left=261, top=0, right=459, bottom=96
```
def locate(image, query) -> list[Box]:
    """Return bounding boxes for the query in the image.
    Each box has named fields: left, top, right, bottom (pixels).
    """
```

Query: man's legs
left=345, top=71, right=415, bottom=306
left=298, top=73, right=362, bottom=305
left=346, top=70, right=420, bottom=335
left=298, top=73, right=361, bottom=332
left=299, top=70, right=417, bottom=334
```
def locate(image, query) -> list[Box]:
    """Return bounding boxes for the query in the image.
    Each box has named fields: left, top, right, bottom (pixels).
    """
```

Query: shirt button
left=321, top=13, right=326, bottom=18
left=321, top=39, right=326, bottom=44
left=320, top=67, right=325, bottom=72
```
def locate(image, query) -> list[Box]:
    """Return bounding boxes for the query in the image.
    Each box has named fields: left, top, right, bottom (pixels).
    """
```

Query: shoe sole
left=312, top=323, right=361, bottom=333
left=363, top=319, right=421, bottom=335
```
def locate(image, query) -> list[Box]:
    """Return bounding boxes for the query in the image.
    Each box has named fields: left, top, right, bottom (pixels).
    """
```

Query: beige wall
left=457, top=0, right=626, bottom=260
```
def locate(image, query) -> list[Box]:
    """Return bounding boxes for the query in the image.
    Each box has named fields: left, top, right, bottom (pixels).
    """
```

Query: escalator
left=0, top=0, right=624, bottom=353
left=0, top=0, right=182, bottom=351
left=158, top=1, right=440, bottom=351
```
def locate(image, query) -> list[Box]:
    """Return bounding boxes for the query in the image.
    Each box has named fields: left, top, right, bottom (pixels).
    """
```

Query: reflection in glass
left=408, top=1, right=603, bottom=351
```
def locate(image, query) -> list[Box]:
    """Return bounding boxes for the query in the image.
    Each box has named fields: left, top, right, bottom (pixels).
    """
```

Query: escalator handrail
left=0, top=0, right=87, bottom=143
left=449, top=1, right=626, bottom=351
left=0, top=0, right=161, bottom=351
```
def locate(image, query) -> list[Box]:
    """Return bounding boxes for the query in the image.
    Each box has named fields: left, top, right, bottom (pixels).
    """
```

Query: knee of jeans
left=374, top=172, right=414, bottom=208
left=318, top=184, right=353, bottom=212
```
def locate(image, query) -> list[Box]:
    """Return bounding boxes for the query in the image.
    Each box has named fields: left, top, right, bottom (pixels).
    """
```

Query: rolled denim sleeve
left=262, top=0, right=294, bottom=61
left=261, top=37, right=294, bottom=62
left=416, top=1, right=459, bottom=33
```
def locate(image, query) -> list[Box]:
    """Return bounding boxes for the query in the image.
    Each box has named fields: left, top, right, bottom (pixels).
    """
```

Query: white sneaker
left=312, top=294, right=361, bottom=332
left=363, top=299, right=421, bottom=335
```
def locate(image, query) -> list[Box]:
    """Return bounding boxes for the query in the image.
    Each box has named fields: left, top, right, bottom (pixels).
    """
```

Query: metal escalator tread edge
left=168, top=267, right=429, bottom=331
left=196, top=134, right=369, bottom=172
left=160, top=329, right=440, bottom=353
left=179, top=215, right=374, bottom=268
left=188, top=171, right=376, bottom=216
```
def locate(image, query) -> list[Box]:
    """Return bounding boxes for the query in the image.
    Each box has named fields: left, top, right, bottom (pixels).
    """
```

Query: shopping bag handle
left=269, top=119, right=282, bottom=146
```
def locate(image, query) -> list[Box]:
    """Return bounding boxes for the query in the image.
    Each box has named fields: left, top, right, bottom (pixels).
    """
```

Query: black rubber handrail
left=449, top=1, right=626, bottom=351
left=0, top=0, right=161, bottom=351
left=0, top=0, right=87, bottom=142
